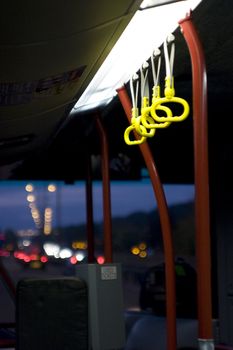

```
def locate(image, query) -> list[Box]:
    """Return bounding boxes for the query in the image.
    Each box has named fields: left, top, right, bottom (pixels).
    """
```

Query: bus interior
left=0, top=0, right=232, bottom=349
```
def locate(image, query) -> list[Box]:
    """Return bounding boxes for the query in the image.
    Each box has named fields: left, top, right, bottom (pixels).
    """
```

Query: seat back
left=16, top=277, right=88, bottom=350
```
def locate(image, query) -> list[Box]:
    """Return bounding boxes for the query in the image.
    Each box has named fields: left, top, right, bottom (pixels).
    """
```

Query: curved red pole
left=96, top=115, right=113, bottom=263
left=117, top=86, right=176, bottom=350
left=179, top=13, right=213, bottom=348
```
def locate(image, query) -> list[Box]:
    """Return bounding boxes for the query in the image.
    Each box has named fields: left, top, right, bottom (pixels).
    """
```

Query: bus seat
left=16, top=277, right=88, bottom=350
left=125, top=315, right=218, bottom=350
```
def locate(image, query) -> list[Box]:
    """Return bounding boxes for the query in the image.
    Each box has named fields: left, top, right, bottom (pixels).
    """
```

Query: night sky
left=0, top=181, right=194, bottom=231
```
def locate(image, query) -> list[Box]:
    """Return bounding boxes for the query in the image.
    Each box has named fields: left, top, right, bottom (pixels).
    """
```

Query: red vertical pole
left=96, top=115, right=113, bottom=264
left=179, top=13, right=213, bottom=349
left=85, top=150, right=95, bottom=263
left=117, top=86, right=176, bottom=350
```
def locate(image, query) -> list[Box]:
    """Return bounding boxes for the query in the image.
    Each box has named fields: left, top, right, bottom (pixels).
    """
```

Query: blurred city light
left=139, top=242, right=147, bottom=250
left=97, top=256, right=105, bottom=265
left=139, top=251, right=147, bottom=258
left=48, top=184, right=57, bottom=193
left=27, top=194, right=35, bottom=203
left=76, top=252, right=85, bottom=262
left=72, top=241, right=87, bottom=250
left=43, top=243, right=60, bottom=256
left=25, top=184, right=34, bottom=192
left=131, top=246, right=140, bottom=255
left=59, top=248, right=72, bottom=259
left=22, top=239, right=31, bottom=247
left=70, top=256, right=77, bottom=265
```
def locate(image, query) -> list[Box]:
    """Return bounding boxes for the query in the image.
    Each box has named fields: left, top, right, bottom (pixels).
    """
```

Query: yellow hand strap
left=124, top=124, right=147, bottom=145
left=150, top=77, right=190, bottom=122
left=141, top=86, right=172, bottom=129
left=133, top=97, right=156, bottom=137
left=124, top=107, right=147, bottom=145
left=134, top=114, right=156, bottom=137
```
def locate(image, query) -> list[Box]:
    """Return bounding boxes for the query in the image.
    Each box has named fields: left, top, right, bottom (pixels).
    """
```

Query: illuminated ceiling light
left=140, top=0, right=186, bottom=9
left=48, top=184, right=56, bottom=192
left=25, top=184, right=34, bottom=192
left=72, top=0, right=202, bottom=113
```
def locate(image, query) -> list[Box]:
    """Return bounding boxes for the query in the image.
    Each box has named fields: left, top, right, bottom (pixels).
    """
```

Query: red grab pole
left=85, top=150, right=95, bottom=263
left=96, top=115, right=113, bottom=264
left=117, top=86, right=176, bottom=350
left=179, top=13, right=213, bottom=349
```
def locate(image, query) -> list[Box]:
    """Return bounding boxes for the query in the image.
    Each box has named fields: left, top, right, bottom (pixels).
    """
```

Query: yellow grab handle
left=124, top=124, right=147, bottom=145
left=134, top=114, right=156, bottom=137
left=150, top=76, right=190, bottom=122
left=150, top=97, right=190, bottom=122
left=141, top=105, right=172, bottom=129
left=132, top=97, right=155, bottom=137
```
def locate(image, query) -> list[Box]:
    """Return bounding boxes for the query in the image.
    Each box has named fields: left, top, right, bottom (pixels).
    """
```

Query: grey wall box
left=76, top=263, right=125, bottom=350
